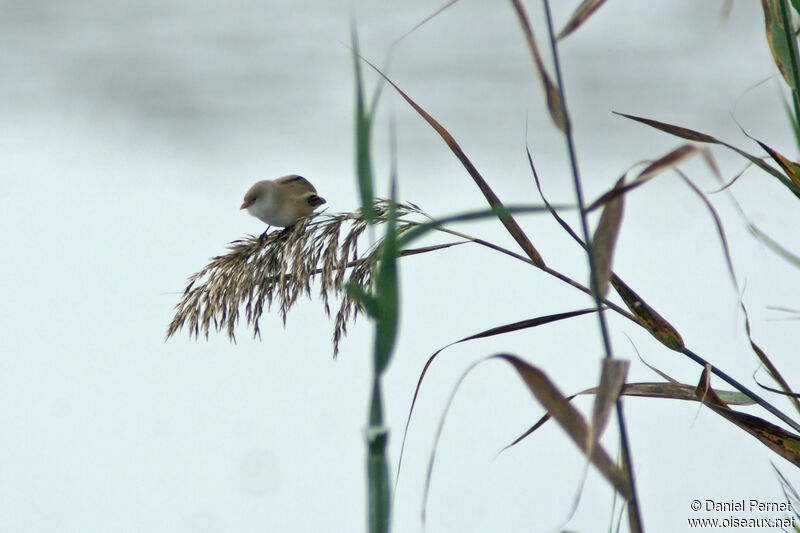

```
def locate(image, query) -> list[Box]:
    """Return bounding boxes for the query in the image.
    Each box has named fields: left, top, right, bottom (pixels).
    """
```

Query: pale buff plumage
left=240, top=175, right=326, bottom=228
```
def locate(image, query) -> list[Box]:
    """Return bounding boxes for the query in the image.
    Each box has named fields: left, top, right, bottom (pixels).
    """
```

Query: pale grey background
left=1, top=1, right=799, bottom=532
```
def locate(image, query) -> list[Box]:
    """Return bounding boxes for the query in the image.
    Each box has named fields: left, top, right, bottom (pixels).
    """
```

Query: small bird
left=240, top=175, right=326, bottom=232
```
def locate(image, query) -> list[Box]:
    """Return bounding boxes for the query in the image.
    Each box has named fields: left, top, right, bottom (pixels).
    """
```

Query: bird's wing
left=276, top=174, right=317, bottom=194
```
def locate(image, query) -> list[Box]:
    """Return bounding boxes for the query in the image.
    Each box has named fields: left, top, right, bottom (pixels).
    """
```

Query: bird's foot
left=258, top=226, right=273, bottom=244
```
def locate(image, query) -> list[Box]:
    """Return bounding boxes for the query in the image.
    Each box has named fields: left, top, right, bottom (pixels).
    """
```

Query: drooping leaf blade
left=589, top=359, right=629, bottom=446
left=761, top=0, right=800, bottom=92
left=496, top=354, right=632, bottom=499
left=672, top=170, right=740, bottom=292
left=695, top=366, right=800, bottom=468
left=753, top=137, right=800, bottom=190
left=504, top=380, right=756, bottom=452
left=397, top=204, right=567, bottom=251
left=610, top=275, right=685, bottom=351
left=749, top=224, right=800, bottom=268
left=740, top=300, right=800, bottom=414
left=587, top=144, right=703, bottom=212
left=614, top=111, right=800, bottom=199
left=373, top=184, right=399, bottom=376
left=362, top=56, right=548, bottom=268
left=591, top=176, right=625, bottom=297
left=345, top=282, right=379, bottom=318
left=558, top=0, right=608, bottom=40
left=396, top=308, right=597, bottom=485
left=351, top=27, right=375, bottom=222
left=420, top=354, right=630, bottom=521
left=510, top=0, right=567, bottom=131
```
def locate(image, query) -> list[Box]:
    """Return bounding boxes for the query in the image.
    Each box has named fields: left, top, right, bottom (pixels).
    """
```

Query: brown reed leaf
left=695, top=366, right=800, bottom=468
left=740, top=300, right=800, bottom=414
left=674, top=169, right=739, bottom=292
left=498, top=354, right=632, bottom=499
left=586, top=144, right=716, bottom=212
left=589, top=359, right=629, bottom=447
left=610, top=275, right=685, bottom=351
left=558, top=0, right=608, bottom=40
left=510, top=0, right=567, bottom=131
left=360, top=56, right=547, bottom=268
left=591, top=176, right=625, bottom=297
left=396, top=308, right=597, bottom=484
left=614, top=111, right=800, bottom=198
left=504, top=380, right=756, bottom=452
left=753, top=138, right=800, bottom=189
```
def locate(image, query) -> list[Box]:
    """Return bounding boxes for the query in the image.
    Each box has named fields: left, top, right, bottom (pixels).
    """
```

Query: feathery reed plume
left=166, top=199, right=426, bottom=356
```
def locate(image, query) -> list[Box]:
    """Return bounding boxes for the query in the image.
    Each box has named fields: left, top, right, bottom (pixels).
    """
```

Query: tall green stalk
left=778, top=0, right=800, bottom=148
left=349, top=26, right=398, bottom=533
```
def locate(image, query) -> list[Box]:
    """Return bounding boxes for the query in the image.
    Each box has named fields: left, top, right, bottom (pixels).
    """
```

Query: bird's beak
left=240, top=201, right=249, bottom=210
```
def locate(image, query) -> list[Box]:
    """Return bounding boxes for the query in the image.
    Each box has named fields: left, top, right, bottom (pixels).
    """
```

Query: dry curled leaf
left=558, top=0, right=608, bottom=40
left=591, top=176, right=625, bottom=297
left=510, top=0, right=567, bottom=131
left=610, top=275, right=685, bottom=351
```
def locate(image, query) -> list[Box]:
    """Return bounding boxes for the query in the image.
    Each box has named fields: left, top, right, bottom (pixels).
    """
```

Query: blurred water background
left=1, top=1, right=798, bottom=532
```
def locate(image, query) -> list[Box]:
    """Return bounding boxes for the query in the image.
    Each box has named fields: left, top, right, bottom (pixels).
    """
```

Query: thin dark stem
left=433, top=226, right=638, bottom=322
left=542, top=1, right=643, bottom=532
left=528, top=160, right=800, bottom=435
left=682, top=348, right=800, bottom=434
left=542, top=3, right=613, bottom=359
